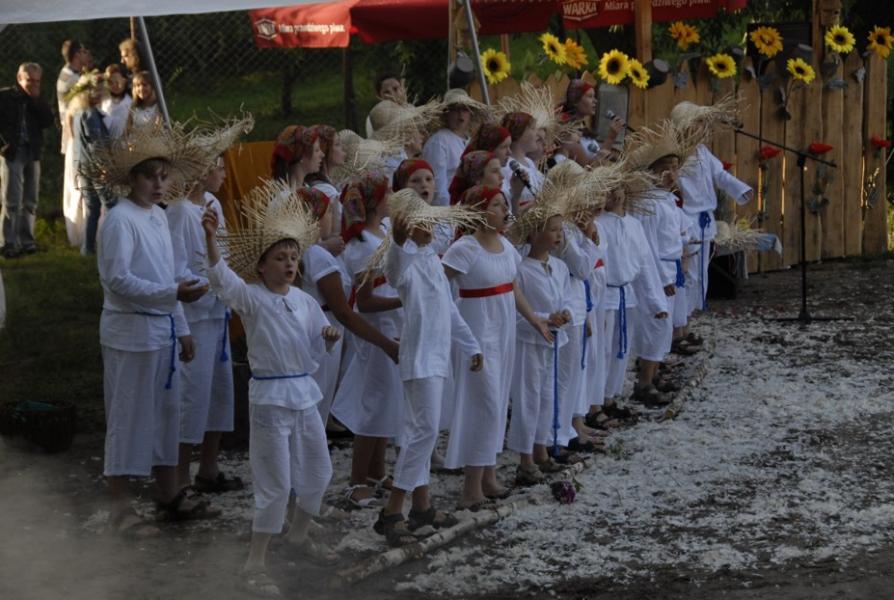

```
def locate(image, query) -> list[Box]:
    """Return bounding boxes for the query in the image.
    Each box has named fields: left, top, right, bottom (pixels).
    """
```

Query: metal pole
left=460, top=0, right=489, bottom=105
left=136, top=17, right=172, bottom=127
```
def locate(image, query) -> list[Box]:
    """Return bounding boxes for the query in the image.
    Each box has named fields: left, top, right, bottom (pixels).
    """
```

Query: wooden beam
left=634, top=0, right=652, bottom=63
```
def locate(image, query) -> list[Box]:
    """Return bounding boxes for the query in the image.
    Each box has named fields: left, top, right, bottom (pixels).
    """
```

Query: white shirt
left=634, top=189, right=686, bottom=287
left=556, top=224, right=599, bottom=325
left=514, top=255, right=572, bottom=348
left=97, top=198, right=189, bottom=352
left=208, top=260, right=331, bottom=410
left=101, top=94, right=133, bottom=139
left=678, top=144, right=753, bottom=240
left=594, top=212, right=667, bottom=316
left=501, top=156, right=544, bottom=211
left=384, top=240, right=480, bottom=380
left=310, top=180, right=342, bottom=237
left=57, top=65, right=80, bottom=152
left=301, top=243, right=352, bottom=307
left=421, top=128, right=467, bottom=206
left=129, top=105, right=160, bottom=130
left=166, top=194, right=228, bottom=322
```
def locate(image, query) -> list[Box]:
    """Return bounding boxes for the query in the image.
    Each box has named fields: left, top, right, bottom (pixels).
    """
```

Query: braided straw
left=216, top=179, right=320, bottom=281
left=188, top=112, right=255, bottom=165
left=371, top=99, right=445, bottom=144
left=669, top=93, right=740, bottom=146
left=330, top=129, right=403, bottom=188
left=494, top=82, right=578, bottom=145
left=714, top=218, right=768, bottom=252
left=361, top=188, right=486, bottom=282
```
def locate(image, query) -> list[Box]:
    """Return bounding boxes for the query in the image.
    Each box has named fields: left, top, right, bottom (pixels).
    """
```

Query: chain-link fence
left=0, top=11, right=448, bottom=216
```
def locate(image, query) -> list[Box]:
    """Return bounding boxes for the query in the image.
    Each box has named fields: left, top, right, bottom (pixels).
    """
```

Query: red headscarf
left=457, top=185, right=504, bottom=235
left=449, top=151, right=496, bottom=205
left=391, top=158, right=433, bottom=192
left=296, top=187, right=330, bottom=221
left=340, top=171, right=391, bottom=243
left=500, top=112, right=535, bottom=144
left=271, top=125, right=319, bottom=174
left=463, top=123, right=511, bottom=157
left=563, top=79, right=594, bottom=115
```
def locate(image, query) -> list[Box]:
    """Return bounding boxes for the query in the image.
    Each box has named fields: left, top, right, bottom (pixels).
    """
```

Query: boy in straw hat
left=372, top=189, right=483, bottom=545
left=201, top=180, right=341, bottom=595
left=505, top=196, right=573, bottom=483
left=422, top=88, right=489, bottom=206
left=87, top=124, right=222, bottom=534
left=670, top=98, right=753, bottom=329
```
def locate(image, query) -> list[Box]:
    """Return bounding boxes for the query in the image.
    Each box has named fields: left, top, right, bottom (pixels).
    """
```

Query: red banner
left=252, top=2, right=354, bottom=48
left=562, top=0, right=747, bottom=28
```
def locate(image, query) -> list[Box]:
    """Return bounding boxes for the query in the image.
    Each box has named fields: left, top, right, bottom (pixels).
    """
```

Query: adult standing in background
left=0, top=64, right=54, bottom=258
left=56, top=39, right=88, bottom=153
left=101, top=64, right=132, bottom=140
left=118, top=38, right=144, bottom=80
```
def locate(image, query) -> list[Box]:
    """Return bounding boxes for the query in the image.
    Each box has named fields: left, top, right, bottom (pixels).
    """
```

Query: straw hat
left=505, top=194, right=566, bottom=246
left=441, top=88, right=491, bottom=122
left=621, top=119, right=698, bottom=172
left=188, top=113, right=254, bottom=162
left=63, top=69, right=104, bottom=103
left=330, top=129, right=403, bottom=187
left=80, top=121, right=216, bottom=200
left=495, top=82, right=578, bottom=146
left=216, top=179, right=320, bottom=281
left=370, top=99, right=445, bottom=144
left=669, top=94, right=739, bottom=144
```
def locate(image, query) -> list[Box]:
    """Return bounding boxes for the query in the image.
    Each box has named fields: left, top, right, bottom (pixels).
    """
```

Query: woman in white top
left=306, top=124, right=348, bottom=254
left=126, top=71, right=162, bottom=132
left=560, top=79, right=625, bottom=166
left=499, top=112, right=545, bottom=213
left=101, top=64, right=132, bottom=140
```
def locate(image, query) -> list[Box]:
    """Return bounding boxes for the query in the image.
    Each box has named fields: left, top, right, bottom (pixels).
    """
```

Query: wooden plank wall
left=862, top=53, right=888, bottom=255
left=841, top=52, right=864, bottom=256
left=821, top=55, right=845, bottom=259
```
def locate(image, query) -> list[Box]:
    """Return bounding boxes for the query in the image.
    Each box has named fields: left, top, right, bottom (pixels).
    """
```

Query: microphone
left=606, top=110, right=636, bottom=133
left=508, top=159, right=534, bottom=193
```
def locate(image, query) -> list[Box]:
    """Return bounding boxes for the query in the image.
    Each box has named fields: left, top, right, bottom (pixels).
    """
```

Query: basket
left=0, top=399, right=77, bottom=453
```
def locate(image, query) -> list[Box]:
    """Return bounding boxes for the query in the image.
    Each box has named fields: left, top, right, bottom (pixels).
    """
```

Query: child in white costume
left=507, top=209, right=572, bottom=485
left=443, top=185, right=552, bottom=510
left=422, top=89, right=484, bottom=206
left=202, top=181, right=341, bottom=596
left=375, top=189, right=483, bottom=545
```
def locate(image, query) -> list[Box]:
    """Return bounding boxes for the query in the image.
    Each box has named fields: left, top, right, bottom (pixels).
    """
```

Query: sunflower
left=706, top=53, right=737, bottom=79
left=598, top=50, right=629, bottom=85
left=867, top=25, right=894, bottom=59
left=563, top=38, right=589, bottom=70
left=481, top=48, right=511, bottom=85
left=824, top=24, right=855, bottom=54
left=668, top=21, right=700, bottom=51
left=627, top=58, right=649, bottom=89
left=786, top=57, right=816, bottom=84
left=750, top=26, right=784, bottom=58
left=540, top=33, right=567, bottom=65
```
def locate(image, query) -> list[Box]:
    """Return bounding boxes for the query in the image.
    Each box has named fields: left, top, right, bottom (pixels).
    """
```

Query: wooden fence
left=472, top=50, right=889, bottom=271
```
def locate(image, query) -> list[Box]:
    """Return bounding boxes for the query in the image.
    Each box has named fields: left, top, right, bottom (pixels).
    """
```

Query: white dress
left=584, top=229, right=608, bottom=409
left=443, top=235, right=522, bottom=468
left=310, top=180, right=342, bottom=237
left=421, top=128, right=467, bottom=206
left=101, top=94, right=133, bottom=140
left=330, top=230, right=405, bottom=438
left=300, top=243, right=352, bottom=423
left=63, top=109, right=87, bottom=248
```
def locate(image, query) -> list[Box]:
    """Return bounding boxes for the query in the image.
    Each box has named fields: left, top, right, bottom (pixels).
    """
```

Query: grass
left=0, top=221, right=104, bottom=425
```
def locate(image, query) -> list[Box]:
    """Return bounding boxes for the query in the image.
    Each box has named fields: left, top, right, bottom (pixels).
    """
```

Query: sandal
left=367, top=475, right=394, bottom=495
left=484, top=486, right=512, bottom=500
left=654, top=377, right=682, bottom=393
left=241, top=569, right=281, bottom=598
left=110, top=508, right=160, bottom=539
left=515, top=464, right=545, bottom=487
left=684, top=332, right=704, bottom=346
left=567, top=437, right=603, bottom=453
left=340, top=485, right=382, bottom=510
left=407, top=506, right=458, bottom=531
left=194, top=471, right=245, bottom=494
left=536, top=457, right=564, bottom=474
left=283, top=536, right=339, bottom=566
left=156, top=488, right=221, bottom=522
left=373, top=510, right=418, bottom=547
left=671, top=339, right=700, bottom=356
left=455, top=499, right=496, bottom=512
left=632, top=384, right=670, bottom=408
left=552, top=450, right=587, bottom=465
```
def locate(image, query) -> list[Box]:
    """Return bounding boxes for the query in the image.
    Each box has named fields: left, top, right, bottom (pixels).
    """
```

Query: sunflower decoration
left=540, top=33, right=567, bottom=66
left=824, top=24, right=855, bottom=54
left=563, top=38, right=589, bottom=70
left=786, top=57, right=816, bottom=84
left=867, top=26, right=894, bottom=60
left=598, top=50, right=629, bottom=86
left=627, top=58, right=649, bottom=89
left=750, top=26, right=784, bottom=58
left=481, top=48, right=511, bottom=85
left=668, top=21, right=700, bottom=51
left=706, top=53, right=737, bottom=79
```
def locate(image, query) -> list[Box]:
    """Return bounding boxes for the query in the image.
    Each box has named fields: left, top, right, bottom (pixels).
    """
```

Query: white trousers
left=311, top=317, right=343, bottom=423
left=634, top=296, right=674, bottom=362
left=583, top=308, right=606, bottom=409
left=672, top=282, right=689, bottom=328
left=560, top=323, right=587, bottom=423
left=603, top=308, right=636, bottom=399
left=102, top=345, right=180, bottom=476
left=179, top=318, right=235, bottom=444
left=392, top=377, right=444, bottom=492
left=508, top=342, right=562, bottom=453
left=249, top=404, right=332, bottom=534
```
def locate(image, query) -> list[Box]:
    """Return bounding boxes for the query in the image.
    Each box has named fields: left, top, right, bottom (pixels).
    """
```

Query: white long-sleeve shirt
left=97, top=198, right=189, bottom=352
left=421, top=128, right=467, bottom=206
left=166, top=194, right=228, bottom=323
left=594, top=212, right=667, bottom=317
left=501, top=156, right=545, bottom=211
left=678, top=144, right=753, bottom=241
left=383, top=239, right=480, bottom=380
left=101, top=94, right=133, bottom=140
left=208, top=259, right=331, bottom=410
left=556, top=224, right=599, bottom=326
left=514, top=255, right=572, bottom=348
left=634, top=189, right=685, bottom=288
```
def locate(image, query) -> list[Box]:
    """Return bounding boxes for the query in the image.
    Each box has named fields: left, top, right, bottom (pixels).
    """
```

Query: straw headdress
left=186, top=112, right=255, bottom=162
left=494, top=82, right=578, bottom=146
left=216, top=179, right=320, bottom=281
left=361, top=188, right=487, bottom=281
left=583, top=159, right=657, bottom=216
left=330, top=129, right=403, bottom=187
left=80, top=121, right=216, bottom=200
left=439, top=88, right=492, bottom=125
left=714, top=218, right=768, bottom=253
left=621, top=119, right=696, bottom=172
left=668, top=94, right=740, bottom=146
left=505, top=194, right=566, bottom=246
left=370, top=99, right=444, bottom=144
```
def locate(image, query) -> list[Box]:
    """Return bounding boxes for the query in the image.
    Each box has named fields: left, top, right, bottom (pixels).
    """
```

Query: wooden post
left=634, top=0, right=652, bottom=64
left=735, top=60, right=761, bottom=271
left=841, top=51, right=864, bottom=256
left=862, top=52, right=888, bottom=254
left=761, top=63, right=786, bottom=271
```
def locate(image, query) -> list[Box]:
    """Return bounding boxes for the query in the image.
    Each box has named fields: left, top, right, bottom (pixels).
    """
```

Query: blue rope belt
left=219, top=309, right=231, bottom=362
left=581, top=279, right=593, bottom=370
left=661, top=258, right=686, bottom=288
left=699, top=211, right=711, bottom=310
left=607, top=284, right=628, bottom=359
left=250, top=372, right=309, bottom=381
left=134, top=311, right=176, bottom=390
left=551, top=330, right=560, bottom=458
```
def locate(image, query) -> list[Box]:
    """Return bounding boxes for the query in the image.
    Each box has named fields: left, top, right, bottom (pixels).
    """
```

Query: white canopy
left=1, top=1, right=315, bottom=25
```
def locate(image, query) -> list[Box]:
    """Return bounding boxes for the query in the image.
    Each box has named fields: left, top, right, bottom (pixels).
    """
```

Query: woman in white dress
left=126, top=72, right=162, bottom=133
left=442, top=185, right=552, bottom=510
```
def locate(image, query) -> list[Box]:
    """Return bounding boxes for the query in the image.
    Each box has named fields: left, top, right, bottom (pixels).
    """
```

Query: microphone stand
left=732, top=127, right=845, bottom=326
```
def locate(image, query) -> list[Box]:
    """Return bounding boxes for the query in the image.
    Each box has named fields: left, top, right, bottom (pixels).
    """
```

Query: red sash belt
left=458, top=282, right=514, bottom=298
left=348, top=276, right=388, bottom=309
left=594, top=258, right=605, bottom=269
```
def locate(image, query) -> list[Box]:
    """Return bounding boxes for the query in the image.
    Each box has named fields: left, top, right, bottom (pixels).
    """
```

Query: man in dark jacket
left=0, top=63, right=54, bottom=258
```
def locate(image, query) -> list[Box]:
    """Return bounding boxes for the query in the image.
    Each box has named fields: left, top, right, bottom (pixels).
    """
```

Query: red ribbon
left=458, top=282, right=514, bottom=298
